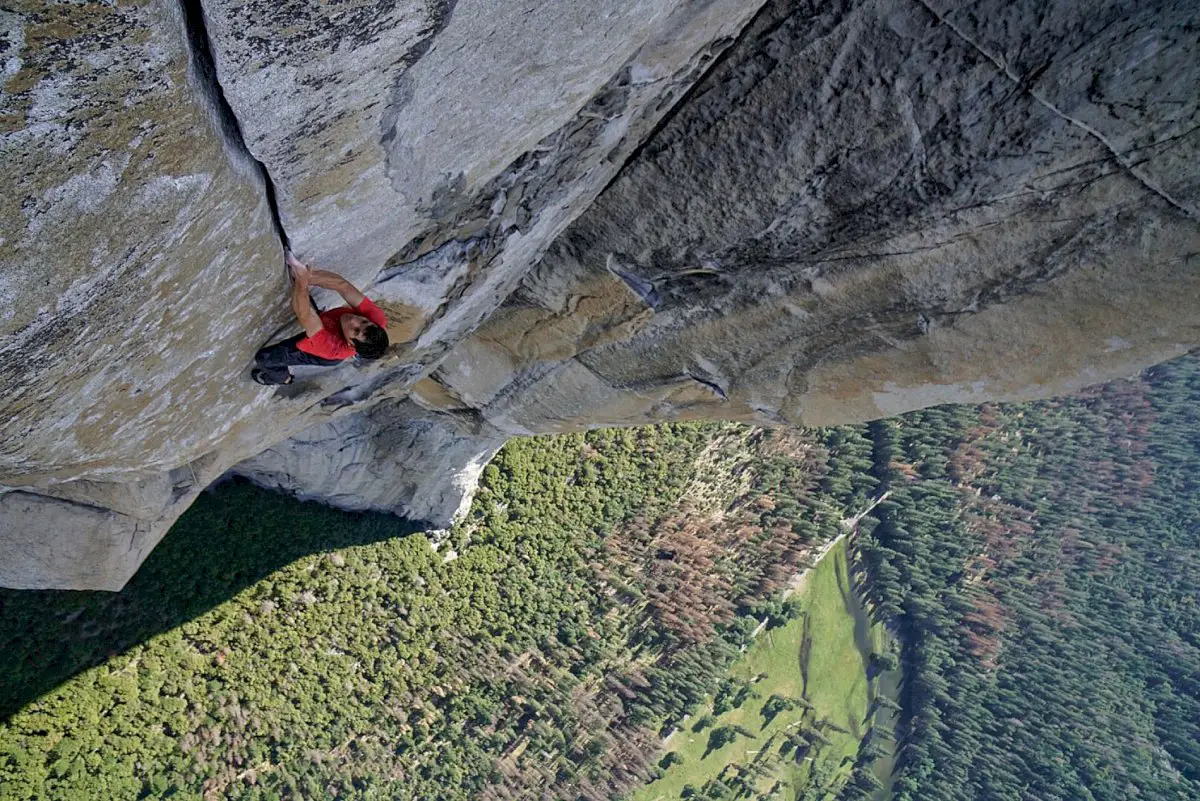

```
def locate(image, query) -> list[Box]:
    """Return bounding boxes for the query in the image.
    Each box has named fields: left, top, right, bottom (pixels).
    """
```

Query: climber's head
left=340, top=314, right=389, bottom=359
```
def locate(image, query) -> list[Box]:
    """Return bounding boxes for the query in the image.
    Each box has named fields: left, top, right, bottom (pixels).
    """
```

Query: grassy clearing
left=633, top=541, right=882, bottom=801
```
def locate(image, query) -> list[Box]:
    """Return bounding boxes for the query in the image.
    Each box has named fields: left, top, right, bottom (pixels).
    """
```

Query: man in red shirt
left=251, top=254, right=389, bottom=385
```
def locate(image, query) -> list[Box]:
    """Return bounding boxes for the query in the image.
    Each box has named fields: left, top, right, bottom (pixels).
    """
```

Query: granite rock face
left=0, top=0, right=283, bottom=589
left=0, top=0, right=765, bottom=588
left=233, top=395, right=506, bottom=526
left=2, top=0, right=1198, bottom=589
left=431, top=0, right=1200, bottom=433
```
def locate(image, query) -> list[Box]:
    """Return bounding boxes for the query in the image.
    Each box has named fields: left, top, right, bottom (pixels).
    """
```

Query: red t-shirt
left=296, top=298, right=387, bottom=360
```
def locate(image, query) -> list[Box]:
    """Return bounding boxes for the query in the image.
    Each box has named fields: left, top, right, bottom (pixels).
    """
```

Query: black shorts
left=253, top=334, right=343, bottom=385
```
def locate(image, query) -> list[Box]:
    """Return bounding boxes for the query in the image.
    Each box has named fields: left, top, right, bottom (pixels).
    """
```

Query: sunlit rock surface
left=2, top=0, right=1197, bottom=589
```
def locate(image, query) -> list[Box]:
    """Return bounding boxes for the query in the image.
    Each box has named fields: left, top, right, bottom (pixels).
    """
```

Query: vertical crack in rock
left=177, top=0, right=291, bottom=250
left=687, top=373, right=729, bottom=401
left=912, top=0, right=1197, bottom=221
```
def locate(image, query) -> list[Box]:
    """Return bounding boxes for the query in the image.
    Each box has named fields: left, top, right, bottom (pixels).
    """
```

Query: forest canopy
left=2, top=353, right=1199, bottom=800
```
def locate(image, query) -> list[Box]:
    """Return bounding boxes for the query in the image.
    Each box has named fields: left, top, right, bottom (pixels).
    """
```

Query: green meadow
left=633, top=540, right=898, bottom=801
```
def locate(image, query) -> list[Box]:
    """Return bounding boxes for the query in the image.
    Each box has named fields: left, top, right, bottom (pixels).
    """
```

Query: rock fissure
left=912, top=0, right=1198, bottom=221
left=177, top=0, right=291, bottom=250
left=5, top=490, right=121, bottom=519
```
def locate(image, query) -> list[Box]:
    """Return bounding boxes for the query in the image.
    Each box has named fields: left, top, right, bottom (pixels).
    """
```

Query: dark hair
left=354, top=324, right=389, bottom=359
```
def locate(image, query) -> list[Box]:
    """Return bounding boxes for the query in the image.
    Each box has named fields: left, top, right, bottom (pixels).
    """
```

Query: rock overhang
left=1, top=0, right=1197, bottom=589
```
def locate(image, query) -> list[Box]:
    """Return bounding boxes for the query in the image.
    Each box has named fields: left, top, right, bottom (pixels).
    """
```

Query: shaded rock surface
left=437, top=0, right=1200, bottom=433
left=233, top=397, right=506, bottom=526
left=2, top=0, right=1198, bottom=589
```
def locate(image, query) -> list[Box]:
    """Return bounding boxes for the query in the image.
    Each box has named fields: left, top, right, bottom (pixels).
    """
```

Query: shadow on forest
left=0, top=480, right=425, bottom=721
left=834, top=555, right=872, bottom=741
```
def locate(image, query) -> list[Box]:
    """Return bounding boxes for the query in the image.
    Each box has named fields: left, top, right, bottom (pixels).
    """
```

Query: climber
left=251, top=252, right=389, bottom=386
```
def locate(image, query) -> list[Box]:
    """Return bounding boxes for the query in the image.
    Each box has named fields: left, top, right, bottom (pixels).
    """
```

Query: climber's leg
left=252, top=334, right=340, bottom=385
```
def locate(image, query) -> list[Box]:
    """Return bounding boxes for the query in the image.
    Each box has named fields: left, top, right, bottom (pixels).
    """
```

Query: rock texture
left=433, top=0, right=1200, bottom=431
left=2, top=0, right=1198, bottom=589
left=233, top=395, right=506, bottom=526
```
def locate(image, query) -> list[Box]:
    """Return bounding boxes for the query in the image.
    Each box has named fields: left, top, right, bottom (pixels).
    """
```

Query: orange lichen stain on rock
left=294, top=117, right=374, bottom=204
left=821, top=354, right=906, bottom=401
left=0, top=112, right=24, bottom=134
left=2, top=65, right=39, bottom=96
left=376, top=299, right=427, bottom=345
left=669, top=402, right=760, bottom=425
left=474, top=272, right=654, bottom=364
left=24, top=0, right=119, bottom=47
left=70, top=391, right=156, bottom=456
left=411, top=377, right=470, bottom=412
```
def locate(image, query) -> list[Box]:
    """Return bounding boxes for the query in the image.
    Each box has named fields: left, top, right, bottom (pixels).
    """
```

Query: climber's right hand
left=286, top=253, right=311, bottom=284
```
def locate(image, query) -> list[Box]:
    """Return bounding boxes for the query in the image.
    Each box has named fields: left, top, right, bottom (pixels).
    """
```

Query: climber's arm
left=309, top=269, right=366, bottom=308
left=289, top=264, right=324, bottom=337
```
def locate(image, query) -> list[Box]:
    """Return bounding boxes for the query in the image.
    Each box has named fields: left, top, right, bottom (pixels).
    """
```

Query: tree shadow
left=797, top=612, right=812, bottom=698
left=0, top=479, right=426, bottom=721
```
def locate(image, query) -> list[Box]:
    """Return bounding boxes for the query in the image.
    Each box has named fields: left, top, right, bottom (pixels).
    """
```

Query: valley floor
left=634, top=540, right=899, bottom=801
